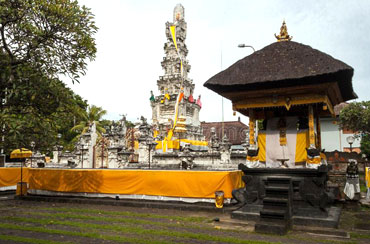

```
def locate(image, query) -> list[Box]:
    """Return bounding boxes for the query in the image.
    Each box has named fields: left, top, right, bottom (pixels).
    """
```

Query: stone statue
left=344, top=159, right=360, bottom=200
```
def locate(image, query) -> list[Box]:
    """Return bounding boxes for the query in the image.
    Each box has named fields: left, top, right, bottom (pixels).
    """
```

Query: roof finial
left=274, top=20, right=292, bottom=42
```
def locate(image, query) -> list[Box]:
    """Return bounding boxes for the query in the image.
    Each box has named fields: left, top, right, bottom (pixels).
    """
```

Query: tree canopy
left=339, top=101, right=370, bottom=157
left=0, top=0, right=97, bottom=81
left=339, top=101, right=370, bottom=135
left=0, top=0, right=97, bottom=155
left=71, top=105, right=107, bottom=140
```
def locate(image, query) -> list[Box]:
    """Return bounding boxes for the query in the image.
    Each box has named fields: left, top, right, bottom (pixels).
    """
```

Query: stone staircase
left=255, top=176, right=293, bottom=235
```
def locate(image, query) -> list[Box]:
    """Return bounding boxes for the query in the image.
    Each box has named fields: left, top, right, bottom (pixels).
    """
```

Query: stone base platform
left=232, top=165, right=341, bottom=233
left=232, top=205, right=341, bottom=228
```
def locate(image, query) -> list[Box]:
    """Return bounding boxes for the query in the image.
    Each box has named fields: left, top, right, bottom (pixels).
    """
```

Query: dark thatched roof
left=204, top=41, right=357, bottom=101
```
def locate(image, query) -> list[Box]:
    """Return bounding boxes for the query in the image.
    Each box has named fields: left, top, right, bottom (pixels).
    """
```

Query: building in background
left=201, top=117, right=248, bottom=145
left=320, top=103, right=361, bottom=153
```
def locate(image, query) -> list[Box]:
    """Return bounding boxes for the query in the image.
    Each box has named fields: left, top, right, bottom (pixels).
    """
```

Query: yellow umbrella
left=10, top=148, right=33, bottom=159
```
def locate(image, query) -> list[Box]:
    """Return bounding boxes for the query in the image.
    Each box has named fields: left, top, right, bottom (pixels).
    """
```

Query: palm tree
left=71, top=105, right=107, bottom=138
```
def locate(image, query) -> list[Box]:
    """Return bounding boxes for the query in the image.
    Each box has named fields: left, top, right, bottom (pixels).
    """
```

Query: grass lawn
left=0, top=198, right=369, bottom=244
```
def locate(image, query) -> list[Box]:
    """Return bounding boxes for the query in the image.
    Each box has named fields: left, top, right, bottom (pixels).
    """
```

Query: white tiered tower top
left=151, top=4, right=204, bottom=142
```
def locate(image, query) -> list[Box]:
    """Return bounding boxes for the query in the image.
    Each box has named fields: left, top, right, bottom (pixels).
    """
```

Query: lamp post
left=238, top=44, right=255, bottom=52
left=30, top=141, right=35, bottom=167
left=146, top=137, right=158, bottom=169
left=238, top=44, right=258, bottom=140
left=346, top=136, right=355, bottom=152
left=57, top=133, right=62, bottom=163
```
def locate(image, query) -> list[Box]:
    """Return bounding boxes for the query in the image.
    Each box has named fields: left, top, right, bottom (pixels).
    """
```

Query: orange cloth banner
left=0, top=168, right=30, bottom=187
left=26, top=169, right=243, bottom=199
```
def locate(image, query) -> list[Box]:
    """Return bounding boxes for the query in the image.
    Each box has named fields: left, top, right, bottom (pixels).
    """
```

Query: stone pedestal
left=232, top=165, right=340, bottom=233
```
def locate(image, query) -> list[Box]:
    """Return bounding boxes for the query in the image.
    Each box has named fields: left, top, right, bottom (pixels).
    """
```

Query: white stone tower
left=151, top=4, right=204, bottom=142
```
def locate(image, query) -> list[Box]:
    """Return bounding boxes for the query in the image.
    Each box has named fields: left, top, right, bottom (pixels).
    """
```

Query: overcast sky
left=67, top=0, right=370, bottom=124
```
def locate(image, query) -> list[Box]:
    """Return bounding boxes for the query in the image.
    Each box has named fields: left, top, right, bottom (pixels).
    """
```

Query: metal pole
left=81, top=146, right=84, bottom=168
left=350, top=143, right=353, bottom=152
left=20, top=155, right=23, bottom=196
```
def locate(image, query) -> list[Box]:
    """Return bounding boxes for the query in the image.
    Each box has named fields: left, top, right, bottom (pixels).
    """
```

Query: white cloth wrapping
left=246, top=160, right=265, bottom=168
left=306, top=159, right=321, bottom=169
left=265, top=117, right=298, bottom=168
left=344, top=178, right=360, bottom=199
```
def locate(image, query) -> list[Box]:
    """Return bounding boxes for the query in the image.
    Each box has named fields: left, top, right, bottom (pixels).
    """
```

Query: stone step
left=262, top=205, right=289, bottom=212
left=267, top=176, right=292, bottom=184
left=265, top=186, right=290, bottom=197
left=260, top=209, right=287, bottom=220
left=263, top=197, right=289, bottom=207
left=255, top=221, right=289, bottom=235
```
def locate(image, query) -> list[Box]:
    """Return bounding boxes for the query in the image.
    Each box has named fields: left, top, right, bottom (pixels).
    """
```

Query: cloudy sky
left=68, top=0, right=370, bottom=124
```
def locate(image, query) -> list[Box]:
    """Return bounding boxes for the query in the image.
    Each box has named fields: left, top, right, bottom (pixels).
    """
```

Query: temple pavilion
left=204, top=20, right=357, bottom=235
left=204, top=21, right=357, bottom=169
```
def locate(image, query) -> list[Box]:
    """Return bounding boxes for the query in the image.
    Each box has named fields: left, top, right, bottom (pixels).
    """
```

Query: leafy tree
left=0, top=0, right=97, bottom=155
left=71, top=105, right=107, bottom=139
left=339, top=101, right=370, bottom=157
left=0, top=0, right=97, bottom=81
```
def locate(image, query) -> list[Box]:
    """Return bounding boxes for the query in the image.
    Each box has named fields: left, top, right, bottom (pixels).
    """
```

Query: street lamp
left=238, top=44, right=258, bottom=140
left=56, top=134, right=63, bottom=163
left=238, top=44, right=255, bottom=52
left=346, top=136, right=355, bottom=152
left=30, top=141, right=35, bottom=167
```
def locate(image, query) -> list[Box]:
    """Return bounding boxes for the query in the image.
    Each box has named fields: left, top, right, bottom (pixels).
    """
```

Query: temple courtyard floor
left=0, top=194, right=369, bottom=244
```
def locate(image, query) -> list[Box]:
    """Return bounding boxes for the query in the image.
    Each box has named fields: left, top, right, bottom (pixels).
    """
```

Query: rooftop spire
left=274, top=20, right=292, bottom=42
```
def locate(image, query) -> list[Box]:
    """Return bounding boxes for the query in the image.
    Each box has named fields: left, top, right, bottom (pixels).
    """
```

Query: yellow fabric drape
left=0, top=168, right=30, bottom=187
left=170, top=25, right=178, bottom=51
left=166, top=25, right=183, bottom=142
left=295, top=130, right=310, bottom=163
left=257, top=130, right=310, bottom=164
left=27, top=169, right=243, bottom=199
left=156, top=139, right=208, bottom=150
left=257, top=132, right=266, bottom=162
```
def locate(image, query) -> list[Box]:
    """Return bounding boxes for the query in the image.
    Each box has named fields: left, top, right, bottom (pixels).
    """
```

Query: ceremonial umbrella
left=10, top=148, right=32, bottom=196
left=10, top=148, right=33, bottom=159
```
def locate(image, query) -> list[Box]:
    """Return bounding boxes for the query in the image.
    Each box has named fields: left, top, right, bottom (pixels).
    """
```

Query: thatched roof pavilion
left=204, top=40, right=357, bottom=117
left=204, top=22, right=358, bottom=157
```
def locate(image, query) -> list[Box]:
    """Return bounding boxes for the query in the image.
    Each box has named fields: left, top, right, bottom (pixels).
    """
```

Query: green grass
left=350, top=232, right=370, bottom=239
left=3, top=216, right=281, bottom=244
left=360, top=184, right=369, bottom=193
left=41, top=206, right=206, bottom=222
left=0, top=223, right=171, bottom=244
left=288, top=234, right=358, bottom=244
left=0, top=234, right=70, bottom=244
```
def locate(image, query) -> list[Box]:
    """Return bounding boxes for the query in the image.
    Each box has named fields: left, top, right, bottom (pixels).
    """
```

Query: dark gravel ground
left=0, top=195, right=369, bottom=244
